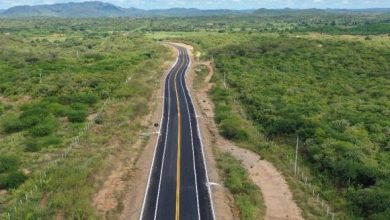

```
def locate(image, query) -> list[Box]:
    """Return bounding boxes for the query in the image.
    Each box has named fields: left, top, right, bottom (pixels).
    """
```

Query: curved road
left=140, top=45, right=215, bottom=220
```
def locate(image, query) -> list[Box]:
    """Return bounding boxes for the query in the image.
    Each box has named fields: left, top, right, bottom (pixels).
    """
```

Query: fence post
left=294, top=135, right=299, bottom=175
left=326, top=206, right=329, bottom=216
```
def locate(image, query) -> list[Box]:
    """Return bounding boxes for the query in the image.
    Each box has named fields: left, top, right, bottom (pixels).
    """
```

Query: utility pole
left=294, top=135, right=299, bottom=176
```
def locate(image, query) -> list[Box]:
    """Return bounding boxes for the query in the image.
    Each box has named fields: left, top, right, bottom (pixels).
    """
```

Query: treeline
left=1, top=11, right=390, bottom=35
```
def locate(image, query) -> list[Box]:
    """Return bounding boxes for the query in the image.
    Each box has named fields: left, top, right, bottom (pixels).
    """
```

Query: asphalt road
left=140, top=45, right=215, bottom=220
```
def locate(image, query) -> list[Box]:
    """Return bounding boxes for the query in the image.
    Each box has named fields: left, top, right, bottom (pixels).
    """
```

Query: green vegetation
left=0, top=8, right=389, bottom=219
left=216, top=150, right=264, bottom=219
left=0, top=155, right=27, bottom=190
left=0, top=22, right=170, bottom=218
left=178, top=33, right=390, bottom=219
left=193, top=64, right=209, bottom=90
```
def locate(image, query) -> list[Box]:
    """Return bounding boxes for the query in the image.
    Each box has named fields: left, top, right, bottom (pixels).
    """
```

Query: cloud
left=0, top=0, right=389, bottom=9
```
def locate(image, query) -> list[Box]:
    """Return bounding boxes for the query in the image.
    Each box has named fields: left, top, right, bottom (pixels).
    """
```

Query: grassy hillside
left=175, top=33, right=390, bottom=219
left=0, top=29, right=169, bottom=218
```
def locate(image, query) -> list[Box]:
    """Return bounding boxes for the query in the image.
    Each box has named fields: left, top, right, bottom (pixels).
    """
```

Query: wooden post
left=294, top=135, right=299, bottom=176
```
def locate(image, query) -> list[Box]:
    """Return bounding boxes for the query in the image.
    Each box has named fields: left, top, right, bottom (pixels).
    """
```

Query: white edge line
left=139, top=47, right=179, bottom=220
left=153, top=55, right=174, bottom=220
left=182, top=47, right=216, bottom=220
left=178, top=49, right=201, bottom=220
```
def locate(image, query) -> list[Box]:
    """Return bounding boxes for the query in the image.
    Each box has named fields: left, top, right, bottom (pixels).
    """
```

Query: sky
left=0, top=0, right=389, bottom=10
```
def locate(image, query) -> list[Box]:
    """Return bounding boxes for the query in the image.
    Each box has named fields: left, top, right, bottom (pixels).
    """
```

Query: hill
left=0, top=1, right=250, bottom=18
left=1, top=1, right=389, bottom=18
left=1, top=1, right=126, bottom=17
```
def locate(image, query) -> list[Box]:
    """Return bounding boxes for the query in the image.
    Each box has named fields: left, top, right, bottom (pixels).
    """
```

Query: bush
left=94, top=114, right=104, bottom=124
left=48, top=103, right=68, bottom=117
left=24, top=138, right=42, bottom=152
left=72, top=93, right=98, bottom=105
left=2, top=117, right=25, bottom=133
left=0, top=155, right=19, bottom=173
left=349, top=187, right=390, bottom=218
left=220, top=117, right=249, bottom=141
left=41, top=135, right=62, bottom=147
left=67, top=110, right=88, bottom=123
left=29, top=118, right=57, bottom=137
left=0, top=103, right=4, bottom=115
left=217, top=152, right=263, bottom=219
left=0, top=171, right=28, bottom=189
left=24, top=136, right=62, bottom=152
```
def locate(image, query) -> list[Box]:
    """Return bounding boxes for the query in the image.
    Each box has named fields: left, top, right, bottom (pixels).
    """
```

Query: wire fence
left=286, top=150, right=337, bottom=220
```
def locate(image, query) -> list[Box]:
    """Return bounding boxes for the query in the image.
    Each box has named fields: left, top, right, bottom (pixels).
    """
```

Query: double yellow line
left=174, top=49, right=186, bottom=220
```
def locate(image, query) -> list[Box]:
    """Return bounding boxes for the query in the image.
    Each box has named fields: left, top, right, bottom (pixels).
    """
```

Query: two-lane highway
left=140, top=45, right=215, bottom=220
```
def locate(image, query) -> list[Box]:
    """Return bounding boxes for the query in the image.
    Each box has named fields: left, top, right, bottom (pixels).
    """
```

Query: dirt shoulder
left=182, top=43, right=304, bottom=220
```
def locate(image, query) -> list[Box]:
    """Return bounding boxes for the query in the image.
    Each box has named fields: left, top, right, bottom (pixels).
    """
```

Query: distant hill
left=0, top=1, right=250, bottom=18
left=0, top=1, right=389, bottom=18
left=1, top=1, right=126, bottom=17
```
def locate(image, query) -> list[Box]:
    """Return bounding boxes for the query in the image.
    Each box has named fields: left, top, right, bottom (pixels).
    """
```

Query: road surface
left=140, top=45, right=215, bottom=220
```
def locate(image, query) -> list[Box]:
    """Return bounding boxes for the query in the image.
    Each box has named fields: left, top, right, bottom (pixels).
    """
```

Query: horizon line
left=1, top=1, right=390, bottom=11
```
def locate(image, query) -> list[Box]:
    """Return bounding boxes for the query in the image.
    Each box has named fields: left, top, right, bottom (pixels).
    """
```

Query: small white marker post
left=294, top=135, right=299, bottom=176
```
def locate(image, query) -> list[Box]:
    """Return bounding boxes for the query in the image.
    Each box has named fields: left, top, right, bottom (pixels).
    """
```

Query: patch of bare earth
left=183, top=43, right=304, bottom=220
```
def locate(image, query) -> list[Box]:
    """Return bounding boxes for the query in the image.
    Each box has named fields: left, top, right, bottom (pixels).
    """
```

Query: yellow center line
left=174, top=49, right=185, bottom=220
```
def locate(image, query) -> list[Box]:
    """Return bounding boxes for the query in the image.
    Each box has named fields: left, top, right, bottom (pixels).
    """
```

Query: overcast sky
left=0, top=0, right=389, bottom=10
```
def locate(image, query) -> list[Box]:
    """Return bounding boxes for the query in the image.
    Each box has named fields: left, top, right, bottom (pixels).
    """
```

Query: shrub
left=41, top=135, right=62, bottom=147
left=67, top=110, right=88, bottom=123
left=0, top=171, right=28, bottom=189
left=29, top=118, right=57, bottom=137
left=94, top=114, right=104, bottom=124
left=84, top=52, right=104, bottom=60
left=2, top=117, right=25, bottom=133
left=220, top=117, right=249, bottom=141
left=0, top=155, right=19, bottom=173
left=349, top=187, right=390, bottom=218
left=0, top=103, right=4, bottom=115
left=71, top=93, right=99, bottom=105
left=48, top=103, right=68, bottom=117
left=24, top=138, right=42, bottom=152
